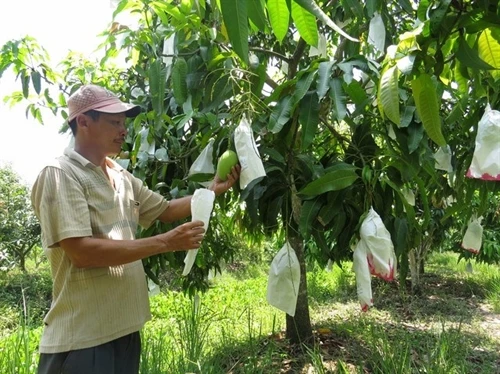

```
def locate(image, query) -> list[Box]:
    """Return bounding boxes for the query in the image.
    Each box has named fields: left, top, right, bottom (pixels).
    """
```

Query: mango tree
left=1, top=0, right=500, bottom=344
left=0, top=165, right=41, bottom=271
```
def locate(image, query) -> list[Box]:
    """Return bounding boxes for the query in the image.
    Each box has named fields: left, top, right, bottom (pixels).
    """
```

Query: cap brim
left=96, top=102, right=142, bottom=118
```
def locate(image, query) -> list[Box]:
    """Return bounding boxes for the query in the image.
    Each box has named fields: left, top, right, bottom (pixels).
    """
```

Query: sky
left=0, top=0, right=117, bottom=185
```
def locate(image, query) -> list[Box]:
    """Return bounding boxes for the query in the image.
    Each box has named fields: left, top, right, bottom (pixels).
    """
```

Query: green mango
left=216, top=150, right=239, bottom=181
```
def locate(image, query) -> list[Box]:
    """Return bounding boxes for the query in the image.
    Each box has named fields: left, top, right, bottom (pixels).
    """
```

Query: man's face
left=87, top=112, right=127, bottom=156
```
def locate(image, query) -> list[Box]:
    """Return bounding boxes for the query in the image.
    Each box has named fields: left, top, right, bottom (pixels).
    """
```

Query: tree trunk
left=285, top=227, right=313, bottom=345
left=409, top=249, right=419, bottom=293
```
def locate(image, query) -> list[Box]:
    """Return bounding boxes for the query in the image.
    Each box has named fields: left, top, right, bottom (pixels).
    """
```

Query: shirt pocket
left=130, top=199, right=140, bottom=218
left=128, top=199, right=140, bottom=229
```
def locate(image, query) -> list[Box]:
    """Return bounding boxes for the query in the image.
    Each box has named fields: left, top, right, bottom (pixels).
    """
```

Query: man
left=31, top=84, right=240, bottom=374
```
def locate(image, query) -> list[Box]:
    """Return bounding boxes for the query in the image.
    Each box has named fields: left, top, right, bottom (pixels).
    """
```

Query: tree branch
left=249, top=47, right=290, bottom=63
left=288, top=38, right=307, bottom=79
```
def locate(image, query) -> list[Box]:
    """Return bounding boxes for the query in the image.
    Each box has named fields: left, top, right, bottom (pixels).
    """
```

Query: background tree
left=1, top=0, right=499, bottom=344
left=0, top=165, right=41, bottom=272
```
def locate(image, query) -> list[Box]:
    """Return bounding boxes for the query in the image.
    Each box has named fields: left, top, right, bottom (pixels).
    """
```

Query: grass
left=0, top=251, right=499, bottom=373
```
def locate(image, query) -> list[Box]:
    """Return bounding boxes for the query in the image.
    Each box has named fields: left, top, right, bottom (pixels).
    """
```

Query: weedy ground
left=1, top=251, right=499, bottom=373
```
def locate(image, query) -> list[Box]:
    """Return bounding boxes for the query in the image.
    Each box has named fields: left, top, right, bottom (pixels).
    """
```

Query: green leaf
left=365, top=0, right=378, bottom=18
left=478, top=28, right=500, bottom=80
left=453, top=61, right=469, bottom=94
left=400, top=106, right=415, bottom=128
left=292, top=0, right=358, bottom=42
left=299, top=163, right=358, bottom=196
left=291, top=1, right=318, bottom=47
left=457, top=36, right=495, bottom=71
left=294, top=71, right=316, bottom=103
left=151, top=1, right=187, bottom=24
left=269, top=96, right=293, bottom=133
left=328, top=78, right=347, bottom=120
left=344, top=80, right=367, bottom=107
left=407, top=122, right=423, bottom=153
left=21, top=73, right=29, bottom=99
left=299, top=197, right=322, bottom=239
left=317, top=61, right=335, bottom=100
left=393, top=217, right=408, bottom=256
left=149, top=59, right=167, bottom=115
left=384, top=177, right=415, bottom=224
left=248, top=0, right=267, bottom=32
left=411, top=74, right=446, bottom=147
left=341, top=0, right=364, bottom=19
left=30, top=70, right=41, bottom=95
left=172, top=58, right=188, bottom=105
left=429, top=0, right=451, bottom=36
left=299, top=92, right=320, bottom=150
left=221, top=0, right=249, bottom=64
left=378, top=65, right=400, bottom=126
left=317, top=193, right=341, bottom=226
left=267, top=0, right=290, bottom=42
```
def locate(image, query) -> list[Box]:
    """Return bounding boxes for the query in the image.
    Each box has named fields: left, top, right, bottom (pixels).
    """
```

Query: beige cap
left=68, top=84, right=141, bottom=122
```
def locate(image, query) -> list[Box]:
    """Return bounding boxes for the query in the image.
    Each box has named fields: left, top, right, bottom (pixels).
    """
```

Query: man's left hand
left=209, top=165, right=241, bottom=196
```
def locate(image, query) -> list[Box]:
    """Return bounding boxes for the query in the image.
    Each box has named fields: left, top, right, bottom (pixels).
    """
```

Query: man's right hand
left=159, top=220, right=206, bottom=251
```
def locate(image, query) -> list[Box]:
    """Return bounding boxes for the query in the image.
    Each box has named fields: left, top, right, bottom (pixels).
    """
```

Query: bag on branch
left=353, top=207, right=397, bottom=311
left=461, top=215, right=484, bottom=254
left=188, top=138, right=215, bottom=182
left=361, top=207, right=397, bottom=281
left=266, top=242, right=300, bottom=317
left=466, top=105, right=500, bottom=180
left=234, top=117, right=266, bottom=190
left=353, top=241, right=373, bottom=311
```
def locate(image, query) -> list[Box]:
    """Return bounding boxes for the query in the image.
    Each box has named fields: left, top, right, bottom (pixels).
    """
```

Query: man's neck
left=74, top=144, right=107, bottom=169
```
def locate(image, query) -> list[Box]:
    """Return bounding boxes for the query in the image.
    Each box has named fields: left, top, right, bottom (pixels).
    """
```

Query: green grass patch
left=0, top=251, right=499, bottom=373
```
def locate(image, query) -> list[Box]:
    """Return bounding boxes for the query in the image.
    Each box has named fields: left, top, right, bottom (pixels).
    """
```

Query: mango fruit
left=216, top=150, right=238, bottom=181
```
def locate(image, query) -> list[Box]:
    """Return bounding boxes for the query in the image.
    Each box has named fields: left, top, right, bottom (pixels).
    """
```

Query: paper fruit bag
left=188, top=139, right=215, bottom=182
left=352, top=241, right=373, bottom=311
left=466, top=105, right=500, bottom=180
left=360, top=207, right=397, bottom=281
left=353, top=207, right=397, bottom=311
left=182, top=188, right=215, bottom=276
left=234, top=117, right=266, bottom=190
left=266, top=242, right=301, bottom=317
left=461, top=215, right=484, bottom=254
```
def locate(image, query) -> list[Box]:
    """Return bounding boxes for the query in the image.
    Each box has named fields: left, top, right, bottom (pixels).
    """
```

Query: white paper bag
left=360, top=207, right=397, bottom=281
left=434, top=145, right=453, bottom=173
left=266, top=242, right=300, bottom=317
left=461, top=215, right=483, bottom=254
left=182, top=188, right=215, bottom=276
left=466, top=105, right=500, bottom=180
left=188, top=139, right=215, bottom=182
left=353, top=241, right=373, bottom=311
left=234, top=117, right=266, bottom=190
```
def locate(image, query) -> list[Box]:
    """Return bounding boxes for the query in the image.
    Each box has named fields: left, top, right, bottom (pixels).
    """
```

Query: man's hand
left=209, top=164, right=241, bottom=196
left=159, top=220, right=206, bottom=251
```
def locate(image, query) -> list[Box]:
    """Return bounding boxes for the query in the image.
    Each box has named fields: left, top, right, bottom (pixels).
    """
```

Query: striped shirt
left=31, top=148, right=169, bottom=353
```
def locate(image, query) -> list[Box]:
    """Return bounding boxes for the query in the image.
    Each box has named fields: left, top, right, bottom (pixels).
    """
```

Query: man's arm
left=156, top=164, right=241, bottom=223
left=59, top=220, right=205, bottom=268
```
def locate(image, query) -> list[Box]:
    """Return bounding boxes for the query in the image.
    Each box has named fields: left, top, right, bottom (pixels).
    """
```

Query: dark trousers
left=37, top=331, right=141, bottom=374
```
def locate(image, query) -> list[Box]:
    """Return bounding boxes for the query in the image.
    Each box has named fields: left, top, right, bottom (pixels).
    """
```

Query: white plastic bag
left=266, top=242, right=301, bottom=317
left=234, top=117, right=266, bottom=190
left=466, top=105, right=500, bottom=180
left=360, top=207, right=397, bottom=281
left=461, top=215, right=484, bottom=254
left=188, top=139, right=215, bottom=182
left=182, top=188, right=215, bottom=276
left=352, top=241, right=373, bottom=311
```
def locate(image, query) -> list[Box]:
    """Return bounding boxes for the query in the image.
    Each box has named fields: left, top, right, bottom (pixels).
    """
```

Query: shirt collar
left=63, top=147, right=124, bottom=173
